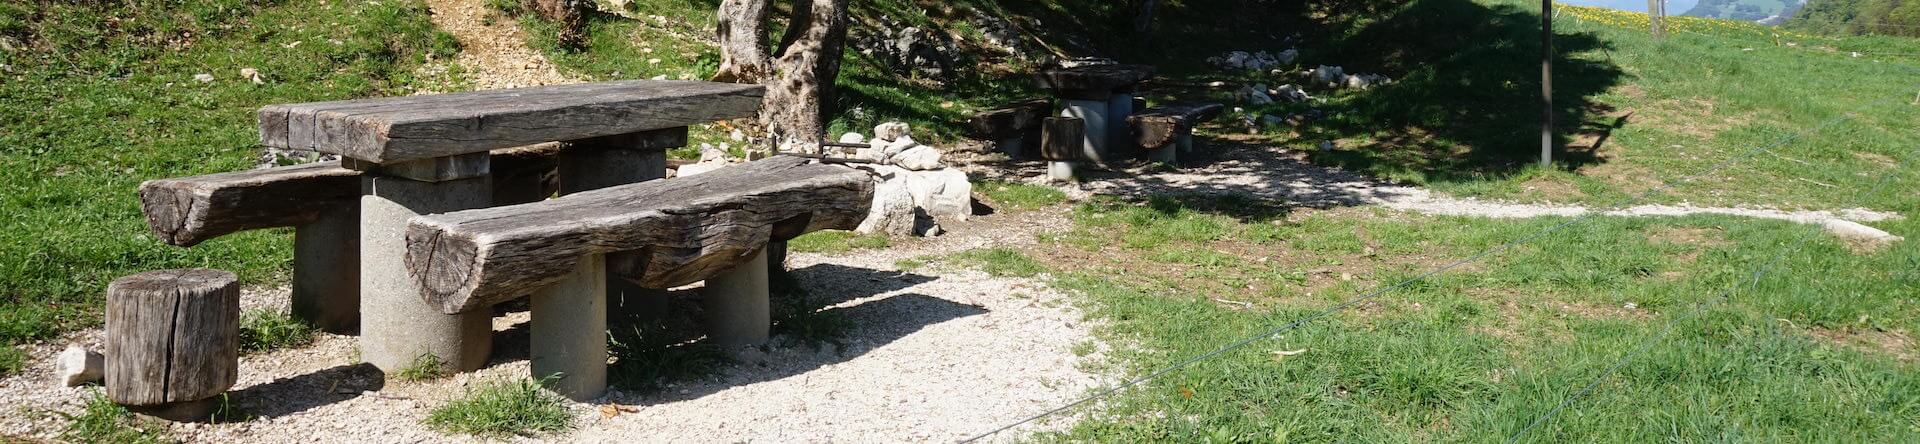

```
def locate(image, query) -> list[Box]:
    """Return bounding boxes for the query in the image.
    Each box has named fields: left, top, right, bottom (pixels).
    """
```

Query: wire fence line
left=1503, top=148, right=1912, bottom=443
left=959, top=85, right=1911, bottom=442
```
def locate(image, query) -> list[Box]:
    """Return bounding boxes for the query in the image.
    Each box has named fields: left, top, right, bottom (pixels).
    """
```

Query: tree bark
left=711, top=0, right=773, bottom=83
left=526, top=0, right=588, bottom=50
left=759, top=0, right=850, bottom=149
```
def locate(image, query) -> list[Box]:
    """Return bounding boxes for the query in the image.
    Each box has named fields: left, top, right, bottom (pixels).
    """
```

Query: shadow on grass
left=1300, top=0, right=1626, bottom=182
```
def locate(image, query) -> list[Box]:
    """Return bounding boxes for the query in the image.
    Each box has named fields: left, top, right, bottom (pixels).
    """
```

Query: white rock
left=881, top=136, right=918, bottom=161
left=1276, top=48, right=1299, bottom=65
left=838, top=132, right=867, bottom=144
left=239, top=67, right=263, bottom=84
left=676, top=161, right=728, bottom=177
left=855, top=174, right=920, bottom=236
left=1821, top=219, right=1903, bottom=250
left=904, top=168, right=972, bottom=223
left=1319, top=140, right=1336, bottom=151
left=1273, top=84, right=1310, bottom=102
left=651, top=75, right=669, bottom=80
left=873, top=122, right=911, bottom=142
left=1235, top=85, right=1274, bottom=105
left=56, top=345, right=104, bottom=387
left=893, top=145, right=945, bottom=171
left=730, top=129, right=747, bottom=142
left=193, top=73, right=215, bottom=83
left=698, top=144, right=730, bottom=163
left=1311, top=65, right=1345, bottom=85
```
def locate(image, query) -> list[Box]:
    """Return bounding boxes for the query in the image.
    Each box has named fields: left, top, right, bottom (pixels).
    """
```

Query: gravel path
left=422, top=0, right=577, bottom=90
left=0, top=208, right=1102, bottom=443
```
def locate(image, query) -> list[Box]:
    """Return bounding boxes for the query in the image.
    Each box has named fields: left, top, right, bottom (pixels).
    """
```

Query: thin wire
left=1503, top=148, right=1910, bottom=443
left=958, top=93, right=1891, bottom=443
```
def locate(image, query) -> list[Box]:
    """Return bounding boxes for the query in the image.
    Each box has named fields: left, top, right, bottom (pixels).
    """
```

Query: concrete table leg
left=996, top=137, right=1025, bottom=159
left=292, top=207, right=359, bottom=334
left=1177, top=132, right=1195, bottom=155
left=702, top=248, right=770, bottom=346
left=1108, top=92, right=1135, bottom=159
left=1060, top=98, right=1112, bottom=165
left=1147, top=146, right=1177, bottom=165
left=1047, top=161, right=1077, bottom=181
left=557, top=128, right=683, bottom=320
left=358, top=154, right=493, bottom=373
left=530, top=254, right=608, bottom=401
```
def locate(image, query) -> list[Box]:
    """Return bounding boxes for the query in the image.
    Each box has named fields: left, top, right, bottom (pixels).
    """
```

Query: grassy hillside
left=0, top=0, right=458, bottom=363
left=1788, top=0, right=1920, bottom=37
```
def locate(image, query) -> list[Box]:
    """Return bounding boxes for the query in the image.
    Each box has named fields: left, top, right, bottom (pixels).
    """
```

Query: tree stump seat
left=105, top=269, right=240, bottom=422
left=401, top=156, right=872, bottom=400
left=966, top=98, right=1052, bottom=159
left=1128, top=103, right=1225, bottom=164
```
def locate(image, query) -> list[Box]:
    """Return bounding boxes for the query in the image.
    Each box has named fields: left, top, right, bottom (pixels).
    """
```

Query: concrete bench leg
left=531, top=254, right=608, bottom=401
left=1048, top=161, right=1077, bottom=181
left=292, top=206, right=358, bottom=333
left=558, top=128, right=681, bottom=322
left=358, top=153, right=493, bottom=373
left=1147, top=146, right=1177, bottom=165
left=1108, top=91, right=1135, bottom=159
left=702, top=248, right=770, bottom=346
left=1060, top=98, right=1111, bottom=164
left=1177, top=132, right=1195, bottom=155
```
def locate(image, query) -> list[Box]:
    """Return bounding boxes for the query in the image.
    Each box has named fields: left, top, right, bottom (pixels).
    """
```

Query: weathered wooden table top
left=258, top=80, right=764, bottom=163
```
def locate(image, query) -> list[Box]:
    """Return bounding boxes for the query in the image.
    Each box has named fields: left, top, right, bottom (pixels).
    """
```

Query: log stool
left=105, top=269, right=240, bottom=422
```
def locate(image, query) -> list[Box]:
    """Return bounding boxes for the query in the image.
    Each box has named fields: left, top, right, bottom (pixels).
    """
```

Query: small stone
left=892, top=145, right=945, bottom=171
left=873, top=121, right=911, bottom=142
left=56, top=345, right=104, bottom=387
left=676, top=161, right=728, bottom=177
left=650, top=74, right=668, bottom=80
left=239, top=67, right=263, bottom=84
left=192, top=73, right=214, bottom=83
left=838, top=132, right=866, bottom=144
left=881, top=135, right=918, bottom=162
left=647, top=58, right=662, bottom=64
left=1319, top=140, right=1336, bottom=151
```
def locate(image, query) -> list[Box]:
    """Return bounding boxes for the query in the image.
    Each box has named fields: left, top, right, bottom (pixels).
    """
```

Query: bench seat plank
left=259, top=80, right=764, bottom=163
left=139, top=162, right=362, bottom=247
left=405, top=156, right=872, bottom=314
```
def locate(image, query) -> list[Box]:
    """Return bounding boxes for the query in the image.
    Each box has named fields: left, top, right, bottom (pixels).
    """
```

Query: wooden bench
left=138, top=150, right=562, bottom=333
left=252, top=80, right=763, bottom=374
left=1128, top=103, right=1224, bottom=164
left=404, top=156, right=871, bottom=399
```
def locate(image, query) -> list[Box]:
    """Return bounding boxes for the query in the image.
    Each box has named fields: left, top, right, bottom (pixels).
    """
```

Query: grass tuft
left=977, top=181, right=1068, bottom=212
left=787, top=230, right=892, bottom=254
left=394, top=353, right=449, bottom=381
left=607, top=323, right=730, bottom=392
left=0, top=344, right=24, bottom=377
left=424, top=379, right=573, bottom=438
left=951, top=248, right=1046, bottom=278
left=60, top=392, right=164, bottom=444
left=238, top=309, right=315, bottom=353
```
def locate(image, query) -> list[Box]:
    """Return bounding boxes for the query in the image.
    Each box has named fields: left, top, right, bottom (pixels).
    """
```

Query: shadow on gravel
left=596, top=262, right=984, bottom=403
left=228, top=363, right=384, bottom=418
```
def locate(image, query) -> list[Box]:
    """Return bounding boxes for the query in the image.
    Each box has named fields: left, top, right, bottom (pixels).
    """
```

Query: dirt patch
left=421, top=0, right=576, bottom=90
left=1809, top=326, right=1916, bottom=363
left=1852, top=151, right=1898, bottom=168
left=1584, top=161, right=1663, bottom=197
left=1516, top=175, right=1588, bottom=202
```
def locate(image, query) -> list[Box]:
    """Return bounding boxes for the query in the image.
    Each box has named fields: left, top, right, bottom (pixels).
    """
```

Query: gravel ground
left=0, top=208, right=1105, bottom=443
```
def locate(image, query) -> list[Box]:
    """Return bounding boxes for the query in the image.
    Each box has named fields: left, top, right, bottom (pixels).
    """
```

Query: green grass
left=424, top=379, right=574, bottom=439
left=394, top=353, right=450, bottom=382
left=60, top=392, right=165, bottom=444
left=238, top=309, right=315, bottom=353
left=0, top=344, right=23, bottom=377
left=607, top=322, right=730, bottom=392
left=959, top=191, right=1920, bottom=441
left=787, top=230, right=892, bottom=254
left=0, top=0, right=459, bottom=351
left=976, top=181, right=1068, bottom=212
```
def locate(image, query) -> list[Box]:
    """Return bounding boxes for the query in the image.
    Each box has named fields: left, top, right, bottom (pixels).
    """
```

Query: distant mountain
left=1681, top=0, right=1806, bottom=23
left=1785, top=0, right=1920, bottom=37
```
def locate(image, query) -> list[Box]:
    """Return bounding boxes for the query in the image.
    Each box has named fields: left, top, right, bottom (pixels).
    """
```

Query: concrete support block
left=291, top=206, right=359, bottom=333
left=360, top=171, right=493, bottom=373
left=1177, top=132, right=1195, bottom=154
left=1147, top=146, right=1177, bottom=165
left=996, top=136, right=1025, bottom=160
left=1047, top=161, right=1077, bottom=182
left=701, top=248, right=770, bottom=346
left=1108, top=92, right=1135, bottom=159
left=1060, top=98, right=1112, bottom=164
left=557, top=128, right=681, bottom=323
left=530, top=254, right=608, bottom=401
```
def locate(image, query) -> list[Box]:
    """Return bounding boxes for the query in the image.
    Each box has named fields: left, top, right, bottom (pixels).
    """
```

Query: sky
left=1556, top=0, right=1701, bottom=14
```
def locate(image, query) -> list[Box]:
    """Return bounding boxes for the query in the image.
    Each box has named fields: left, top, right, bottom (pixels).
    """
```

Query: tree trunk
left=760, top=0, right=850, bottom=150
left=711, top=0, right=773, bottom=83
left=526, top=0, right=588, bottom=50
